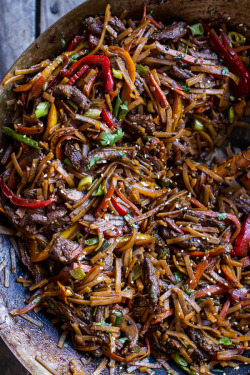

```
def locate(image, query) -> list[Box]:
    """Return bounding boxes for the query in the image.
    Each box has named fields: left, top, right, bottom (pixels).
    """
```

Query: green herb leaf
left=61, top=38, right=66, bottom=47
left=174, top=53, right=185, bottom=60
left=225, top=166, right=232, bottom=171
left=184, top=284, right=194, bottom=297
left=35, top=101, right=50, bottom=118
left=221, top=67, right=229, bottom=77
left=100, top=128, right=124, bottom=146
left=217, top=212, right=227, bottom=221
left=88, top=156, right=100, bottom=169
left=118, top=101, right=128, bottom=120
left=172, top=353, right=189, bottom=367
left=174, top=79, right=191, bottom=93
left=63, top=157, right=73, bottom=168
left=136, top=64, right=149, bottom=76
left=210, top=7, right=217, bottom=16
left=118, top=337, right=128, bottom=344
left=113, top=95, right=122, bottom=118
left=158, top=248, right=169, bottom=259
left=70, top=267, right=86, bottom=280
left=192, top=119, right=203, bottom=131
left=3, top=205, right=10, bottom=210
left=48, top=300, right=54, bottom=309
left=32, top=296, right=41, bottom=304
left=118, top=151, right=126, bottom=158
left=188, top=23, right=204, bottom=36
left=84, top=237, right=99, bottom=246
left=115, top=315, right=124, bottom=325
left=133, top=347, right=141, bottom=353
left=218, top=336, right=232, bottom=346
left=174, top=271, right=183, bottom=284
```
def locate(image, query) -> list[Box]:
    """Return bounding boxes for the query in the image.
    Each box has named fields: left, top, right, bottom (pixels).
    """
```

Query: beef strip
left=170, top=65, right=193, bottom=79
left=95, top=306, right=105, bottom=322
left=82, top=148, right=137, bottom=169
left=49, top=298, right=91, bottom=334
left=76, top=306, right=93, bottom=324
left=151, top=21, right=187, bottom=41
left=143, top=257, right=160, bottom=304
left=58, top=184, right=84, bottom=203
left=135, top=71, right=145, bottom=95
left=125, top=114, right=155, bottom=136
left=119, top=313, right=139, bottom=352
left=49, top=236, right=79, bottom=264
left=28, top=209, right=67, bottom=225
left=85, top=17, right=104, bottom=35
left=188, top=328, right=221, bottom=357
left=64, top=140, right=83, bottom=170
left=53, top=85, right=92, bottom=110
left=18, top=240, right=45, bottom=283
left=109, top=16, right=126, bottom=33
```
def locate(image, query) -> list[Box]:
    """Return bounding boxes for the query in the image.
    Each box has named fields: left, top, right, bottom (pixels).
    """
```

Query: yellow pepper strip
left=43, top=102, right=57, bottom=140
left=60, top=223, right=81, bottom=239
left=109, top=46, right=136, bottom=103
left=172, top=92, right=183, bottom=131
left=116, top=233, right=155, bottom=249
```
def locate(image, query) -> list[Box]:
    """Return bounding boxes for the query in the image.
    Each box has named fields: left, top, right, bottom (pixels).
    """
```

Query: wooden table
left=0, top=2, right=83, bottom=373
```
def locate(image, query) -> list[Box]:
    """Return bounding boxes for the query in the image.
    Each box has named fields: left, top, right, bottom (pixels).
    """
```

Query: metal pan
left=0, top=0, right=250, bottom=373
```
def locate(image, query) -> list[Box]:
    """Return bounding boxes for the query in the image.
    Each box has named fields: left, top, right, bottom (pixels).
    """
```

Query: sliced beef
left=18, top=240, right=45, bottom=283
left=119, top=314, right=139, bottom=352
left=76, top=306, right=93, bottom=324
left=49, top=298, right=91, bottom=334
left=95, top=306, right=105, bottom=323
left=192, top=348, right=207, bottom=362
left=109, top=16, right=126, bottom=33
left=151, top=21, right=187, bottom=41
left=85, top=17, right=104, bottom=35
left=58, top=185, right=84, bottom=203
left=49, top=236, right=79, bottom=264
left=28, top=209, right=67, bottom=225
left=135, top=71, right=145, bottom=95
left=188, top=328, right=221, bottom=357
left=143, top=257, right=160, bottom=304
left=83, top=148, right=137, bottom=169
left=170, top=65, right=193, bottom=79
left=125, top=114, right=155, bottom=136
left=53, top=85, right=92, bottom=110
left=64, top=141, right=83, bottom=170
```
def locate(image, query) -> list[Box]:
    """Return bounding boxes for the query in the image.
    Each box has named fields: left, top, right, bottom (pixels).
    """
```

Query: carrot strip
left=96, top=177, right=118, bottom=216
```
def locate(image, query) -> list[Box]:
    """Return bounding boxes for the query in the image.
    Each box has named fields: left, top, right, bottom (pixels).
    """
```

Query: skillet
left=0, top=0, right=250, bottom=373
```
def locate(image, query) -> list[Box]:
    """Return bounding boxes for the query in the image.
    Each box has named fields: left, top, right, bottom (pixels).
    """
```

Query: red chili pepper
left=67, top=35, right=85, bottom=52
left=229, top=287, right=247, bottom=303
left=111, top=198, right=128, bottom=216
left=67, top=64, right=89, bottom=85
left=63, top=55, right=114, bottom=92
left=202, top=22, right=250, bottom=97
left=0, top=177, right=54, bottom=209
left=88, top=34, right=100, bottom=51
left=27, top=76, right=46, bottom=102
left=147, top=72, right=168, bottom=108
left=101, top=106, right=118, bottom=128
left=232, top=214, right=250, bottom=257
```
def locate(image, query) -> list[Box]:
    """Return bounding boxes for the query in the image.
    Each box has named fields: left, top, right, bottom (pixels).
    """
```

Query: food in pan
left=1, top=3, right=250, bottom=374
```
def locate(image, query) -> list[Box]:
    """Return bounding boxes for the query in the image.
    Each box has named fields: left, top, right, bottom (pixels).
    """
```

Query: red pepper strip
left=115, top=186, right=141, bottom=216
left=234, top=45, right=250, bottom=53
left=188, top=257, right=210, bottom=289
left=96, top=177, right=118, bottom=217
left=202, top=22, right=250, bottom=97
left=194, top=284, right=228, bottom=299
left=111, top=197, right=128, bottom=216
left=240, top=255, right=250, bottom=268
left=67, top=64, right=89, bottom=85
left=88, top=34, right=100, bottom=51
left=102, top=347, right=127, bottom=363
left=72, top=263, right=92, bottom=272
left=16, top=116, right=44, bottom=135
left=242, top=300, right=250, bottom=307
left=151, top=308, right=175, bottom=324
left=229, top=287, right=247, bottom=303
left=0, top=177, right=54, bottom=208
left=10, top=295, right=43, bottom=316
left=141, top=3, right=147, bottom=23
left=221, top=264, right=241, bottom=286
left=190, top=197, right=206, bottom=208
left=232, top=214, right=250, bottom=257
left=101, top=106, right=118, bottom=128
left=147, top=72, right=168, bottom=108
left=163, top=217, right=184, bottom=234
left=63, top=55, right=114, bottom=92
left=67, top=35, right=85, bottom=52
left=84, top=72, right=98, bottom=96
left=27, top=76, right=46, bottom=102
left=201, top=210, right=241, bottom=243
left=219, top=297, right=231, bottom=320
left=146, top=14, right=162, bottom=29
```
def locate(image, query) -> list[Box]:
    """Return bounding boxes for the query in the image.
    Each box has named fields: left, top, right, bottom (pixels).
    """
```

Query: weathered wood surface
left=0, top=2, right=83, bottom=373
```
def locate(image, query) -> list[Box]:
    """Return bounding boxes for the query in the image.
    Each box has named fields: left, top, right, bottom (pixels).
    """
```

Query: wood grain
left=40, top=0, right=83, bottom=33
left=0, top=0, right=36, bottom=79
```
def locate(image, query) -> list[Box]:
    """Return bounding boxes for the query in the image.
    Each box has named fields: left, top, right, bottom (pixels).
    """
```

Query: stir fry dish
left=1, top=4, right=250, bottom=374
